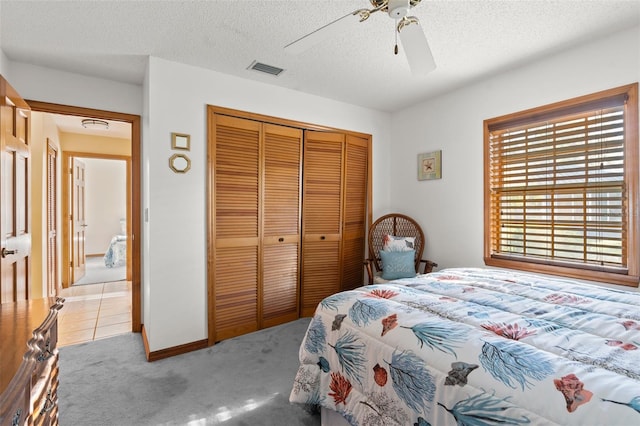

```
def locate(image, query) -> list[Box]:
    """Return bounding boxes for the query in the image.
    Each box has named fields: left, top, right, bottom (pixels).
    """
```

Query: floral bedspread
left=289, top=268, right=640, bottom=425
left=103, top=235, right=126, bottom=268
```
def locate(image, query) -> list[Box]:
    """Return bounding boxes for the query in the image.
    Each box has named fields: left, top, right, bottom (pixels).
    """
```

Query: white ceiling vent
left=248, top=60, right=285, bottom=76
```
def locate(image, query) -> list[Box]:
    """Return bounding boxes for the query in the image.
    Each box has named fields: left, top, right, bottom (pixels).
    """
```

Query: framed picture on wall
left=417, top=150, right=442, bottom=180
left=171, top=132, right=191, bottom=151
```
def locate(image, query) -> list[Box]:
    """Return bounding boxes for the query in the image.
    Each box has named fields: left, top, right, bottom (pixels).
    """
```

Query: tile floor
left=58, top=280, right=132, bottom=347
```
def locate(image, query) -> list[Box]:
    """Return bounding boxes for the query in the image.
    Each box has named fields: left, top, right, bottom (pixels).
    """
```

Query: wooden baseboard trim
left=141, top=324, right=151, bottom=360
left=141, top=325, right=208, bottom=362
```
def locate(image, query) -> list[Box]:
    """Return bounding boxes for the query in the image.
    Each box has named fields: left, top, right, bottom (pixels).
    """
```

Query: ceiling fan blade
left=284, top=11, right=360, bottom=54
left=398, top=16, right=436, bottom=76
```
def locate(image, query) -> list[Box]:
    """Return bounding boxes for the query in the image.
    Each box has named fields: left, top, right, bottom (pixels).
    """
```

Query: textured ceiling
left=1, top=0, right=639, bottom=113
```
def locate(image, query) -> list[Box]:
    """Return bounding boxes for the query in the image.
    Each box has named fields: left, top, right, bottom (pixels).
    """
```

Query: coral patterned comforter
left=289, top=268, right=640, bottom=425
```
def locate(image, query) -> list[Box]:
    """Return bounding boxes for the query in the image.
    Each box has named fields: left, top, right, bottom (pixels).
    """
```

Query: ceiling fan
left=284, top=0, right=435, bottom=76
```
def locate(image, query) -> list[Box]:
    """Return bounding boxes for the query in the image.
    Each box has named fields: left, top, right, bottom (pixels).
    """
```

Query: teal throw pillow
left=380, top=249, right=416, bottom=280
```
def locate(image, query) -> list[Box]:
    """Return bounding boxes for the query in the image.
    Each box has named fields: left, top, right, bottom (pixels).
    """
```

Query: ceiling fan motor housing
left=369, top=0, right=422, bottom=18
left=387, top=0, right=410, bottom=18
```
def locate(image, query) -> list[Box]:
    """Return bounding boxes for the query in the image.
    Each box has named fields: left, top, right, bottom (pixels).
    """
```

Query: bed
left=289, top=267, right=640, bottom=425
left=103, top=235, right=126, bottom=268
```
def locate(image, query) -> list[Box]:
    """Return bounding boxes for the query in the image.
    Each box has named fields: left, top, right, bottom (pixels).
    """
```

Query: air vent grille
left=248, top=61, right=285, bottom=76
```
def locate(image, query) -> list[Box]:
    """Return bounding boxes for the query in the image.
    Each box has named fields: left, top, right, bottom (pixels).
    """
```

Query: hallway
left=58, top=280, right=132, bottom=347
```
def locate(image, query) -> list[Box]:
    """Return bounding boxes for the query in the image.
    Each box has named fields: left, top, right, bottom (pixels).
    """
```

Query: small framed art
left=169, top=153, right=191, bottom=173
left=417, top=150, right=442, bottom=180
left=171, top=132, right=191, bottom=151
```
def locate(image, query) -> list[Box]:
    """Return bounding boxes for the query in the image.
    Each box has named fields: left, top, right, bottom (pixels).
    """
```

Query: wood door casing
left=71, top=158, right=86, bottom=283
left=300, top=131, right=344, bottom=316
left=27, top=100, right=141, bottom=333
left=0, top=76, right=31, bottom=303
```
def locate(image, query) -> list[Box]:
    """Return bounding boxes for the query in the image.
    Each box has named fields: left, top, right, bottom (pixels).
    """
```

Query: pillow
left=380, top=249, right=416, bottom=280
left=382, top=234, right=415, bottom=252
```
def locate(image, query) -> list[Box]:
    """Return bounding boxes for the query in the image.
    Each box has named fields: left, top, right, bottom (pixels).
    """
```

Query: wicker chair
left=364, top=213, right=437, bottom=284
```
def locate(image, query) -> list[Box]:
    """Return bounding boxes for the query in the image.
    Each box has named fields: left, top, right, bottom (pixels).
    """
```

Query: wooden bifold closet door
left=300, top=131, right=344, bottom=316
left=209, top=106, right=370, bottom=343
left=341, top=135, right=369, bottom=292
left=299, top=132, right=369, bottom=316
left=212, top=115, right=302, bottom=342
left=261, top=123, right=302, bottom=329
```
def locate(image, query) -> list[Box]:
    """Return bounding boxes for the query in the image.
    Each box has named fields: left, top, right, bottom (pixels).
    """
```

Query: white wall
left=142, top=60, right=151, bottom=331
left=4, top=62, right=142, bottom=115
left=0, top=51, right=7, bottom=78
left=29, top=112, right=62, bottom=298
left=83, top=158, right=127, bottom=255
left=0, top=2, right=6, bottom=78
left=143, top=56, right=392, bottom=351
left=0, top=49, right=8, bottom=79
left=390, top=25, right=640, bottom=272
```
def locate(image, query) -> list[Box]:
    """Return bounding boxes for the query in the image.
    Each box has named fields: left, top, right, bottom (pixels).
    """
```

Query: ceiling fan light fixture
left=284, top=0, right=435, bottom=74
left=81, top=119, right=109, bottom=130
left=398, top=16, right=436, bottom=76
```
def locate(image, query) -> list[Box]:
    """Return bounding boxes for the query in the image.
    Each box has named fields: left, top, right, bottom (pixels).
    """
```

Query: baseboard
left=141, top=325, right=208, bottom=362
left=141, top=325, right=151, bottom=360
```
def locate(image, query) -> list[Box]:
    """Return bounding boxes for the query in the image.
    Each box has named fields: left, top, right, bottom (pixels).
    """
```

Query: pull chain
left=394, top=19, right=399, bottom=55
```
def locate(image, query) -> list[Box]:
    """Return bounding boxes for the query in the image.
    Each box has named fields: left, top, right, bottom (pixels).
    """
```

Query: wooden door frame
left=27, top=100, right=142, bottom=333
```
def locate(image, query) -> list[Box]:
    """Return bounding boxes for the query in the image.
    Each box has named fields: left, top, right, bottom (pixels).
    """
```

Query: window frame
left=483, top=83, right=639, bottom=287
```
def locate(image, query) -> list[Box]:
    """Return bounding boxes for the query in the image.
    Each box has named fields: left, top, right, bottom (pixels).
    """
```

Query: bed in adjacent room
left=289, top=267, right=640, bottom=425
left=103, top=234, right=126, bottom=268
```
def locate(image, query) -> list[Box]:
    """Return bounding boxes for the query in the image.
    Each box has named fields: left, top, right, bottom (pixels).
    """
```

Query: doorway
left=28, top=100, right=142, bottom=333
left=63, top=155, right=129, bottom=287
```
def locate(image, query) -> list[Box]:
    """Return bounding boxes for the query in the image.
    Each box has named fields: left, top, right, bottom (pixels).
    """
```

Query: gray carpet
left=58, top=318, right=320, bottom=425
left=73, top=256, right=126, bottom=286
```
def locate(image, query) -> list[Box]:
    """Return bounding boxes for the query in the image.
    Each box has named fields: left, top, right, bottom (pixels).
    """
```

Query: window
left=484, top=84, right=638, bottom=287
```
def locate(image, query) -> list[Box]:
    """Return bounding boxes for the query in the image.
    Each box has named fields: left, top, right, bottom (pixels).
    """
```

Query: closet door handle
left=278, top=237, right=284, bottom=242
left=320, top=236, right=326, bottom=240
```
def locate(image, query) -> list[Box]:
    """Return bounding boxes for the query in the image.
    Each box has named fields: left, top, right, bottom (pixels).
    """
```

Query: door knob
left=1, top=248, right=18, bottom=258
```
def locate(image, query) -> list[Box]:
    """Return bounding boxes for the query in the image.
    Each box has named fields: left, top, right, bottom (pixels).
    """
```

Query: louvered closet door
left=341, top=135, right=368, bottom=291
left=261, top=124, right=302, bottom=328
left=213, top=115, right=260, bottom=341
left=301, top=131, right=344, bottom=317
